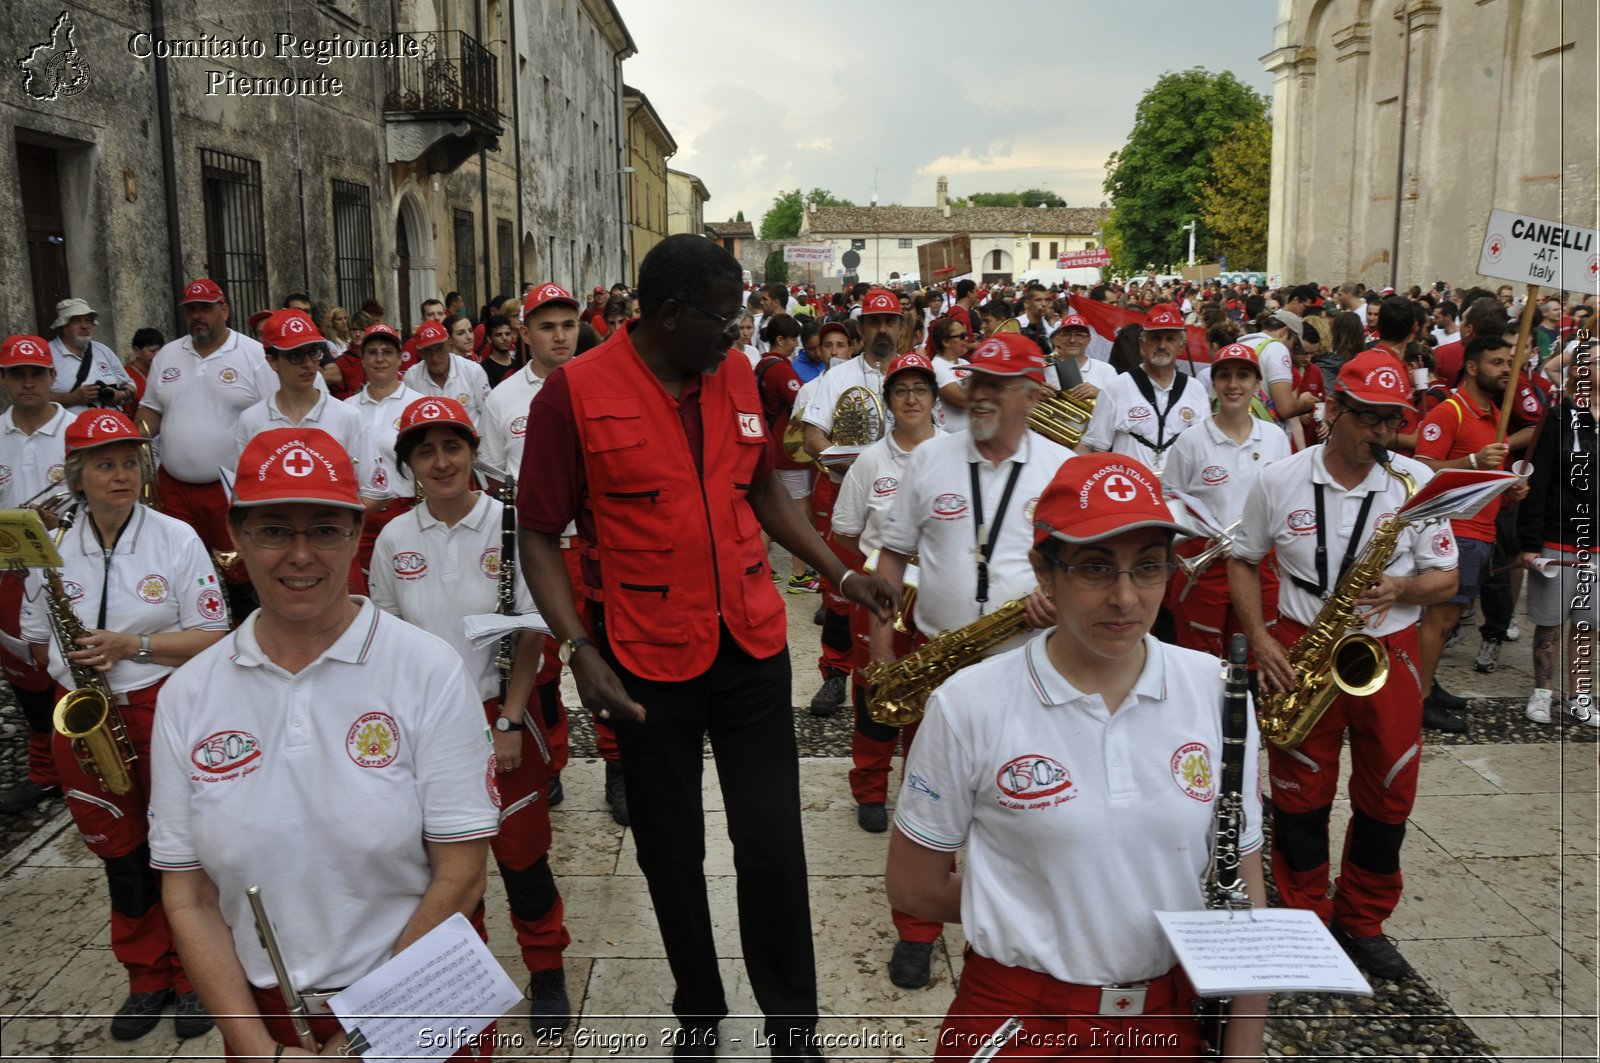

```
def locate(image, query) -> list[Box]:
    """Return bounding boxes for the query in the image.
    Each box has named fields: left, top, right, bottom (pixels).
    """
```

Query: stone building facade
left=1264, top=0, right=1598, bottom=292
left=2, top=0, right=636, bottom=348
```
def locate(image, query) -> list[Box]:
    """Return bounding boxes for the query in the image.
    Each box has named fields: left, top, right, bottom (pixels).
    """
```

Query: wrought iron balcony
left=384, top=30, right=503, bottom=172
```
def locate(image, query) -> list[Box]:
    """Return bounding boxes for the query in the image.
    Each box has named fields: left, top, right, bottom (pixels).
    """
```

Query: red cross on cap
left=1103, top=474, right=1138, bottom=502
left=282, top=448, right=316, bottom=476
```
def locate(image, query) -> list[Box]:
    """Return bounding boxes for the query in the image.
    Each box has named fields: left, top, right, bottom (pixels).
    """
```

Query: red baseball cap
left=259, top=310, right=326, bottom=351
left=413, top=321, right=450, bottom=349
left=592, top=286, right=607, bottom=295
left=230, top=427, right=363, bottom=511
left=359, top=323, right=402, bottom=348
left=397, top=396, right=479, bottom=443
left=959, top=333, right=1046, bottom=384
left=180, top=278, right=226, bottom=305
left=860, top=288, right=900, bottom=317
left=1209, top=342, right=1262, bottom=374
left=66, top=410, right=150, bottom=453
left=1335, top=350, right=1414, bottom=410
left=1144, top=304, right=1185, bottom=332
left=818, top=321, right=849, bottom=344
left=247, top=309, right=274, bottom=331
left=0, top=335, right=54, bottom=369
left=1033, top=454, right=1186, bottom=547
left=522, top=282, right=580, bottom=319
left=884, top=351, right=937, bottom=389
left=1057, top=314, right=1091, bottom=333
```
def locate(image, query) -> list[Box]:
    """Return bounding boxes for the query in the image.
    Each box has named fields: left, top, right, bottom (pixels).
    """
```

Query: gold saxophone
left=46, top=510, right=136, bottom=795
left=1258, top=445, right=1419, bottom=750
left=865, top=592, right=1032, bottom=726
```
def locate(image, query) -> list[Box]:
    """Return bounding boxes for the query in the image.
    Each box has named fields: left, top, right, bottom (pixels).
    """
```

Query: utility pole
left=1183, top=220, right=1197, bottom=266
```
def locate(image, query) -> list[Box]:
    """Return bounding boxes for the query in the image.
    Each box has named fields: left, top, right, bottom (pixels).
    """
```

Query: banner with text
left=1478, top=208, right=1598, bottom=292
left=783, top=244, right=836, bottom=264
left=1057, top=249, right=1110, bottom=269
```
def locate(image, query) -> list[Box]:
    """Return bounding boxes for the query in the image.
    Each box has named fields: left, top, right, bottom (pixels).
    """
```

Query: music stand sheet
left=1155, top=908, right=1372, bottom=997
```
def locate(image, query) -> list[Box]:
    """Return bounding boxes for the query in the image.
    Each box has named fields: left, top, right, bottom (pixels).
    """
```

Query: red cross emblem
left=282, top=448, right=315, bottom=477
left=1114, top=996, right=1133, bottom=1011
left=419, top=401, right=443, bottom=419
left=1485, top=234, right=1505, bottom=262
left=1103, top=474, right=1138, bottom=502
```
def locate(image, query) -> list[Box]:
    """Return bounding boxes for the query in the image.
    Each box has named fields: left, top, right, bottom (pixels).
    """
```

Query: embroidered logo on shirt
left=161, top=367, right=181, bottom=383
left=737, top=412, right=763, bottom=439
left=1171, top=741, right=1214, bottom=802
left=1023, top=495, right=1039, bottom=522
left=872, top=476, right=898, bottom=497
left=191, top=730, right=262, bottom=776
left=218, top=367, right=239, bottom=385
left=1432, top=531, right=1454, bottom=557
left=48, top=463, right=64, bottom=483
left=511, top=415, right=527, bottom=437
left=62, top=579, right=85, bottom=603
left=372, top=465, right=389, bottom=491
left=347, top=711, right=400, bottom=768
left=480, top=547, right=501, bottom=580
left=196, top=586, right=226, bottom=620
left=456, top=393, right=470, bottom=406
left=1128, top=404, right=1152, bottom=421
left=1421, top=423, right=1443, bottom=442
left=1287, top=508, right=1317, bottom=535
left=137, top=574, right=170, bottom=604
left=1180, top=406, right=1196, bottom=423
left=932, top=492, right=968, bottom=520
left=1201, top=465, right=1229, bottom=485
left=485, top=751, right=502, bottom=809
left=908, top=773, right=941, bottom=801
left=995, top=754, right=1073, bottom=806
left=392, top=551, right=428, bottom=580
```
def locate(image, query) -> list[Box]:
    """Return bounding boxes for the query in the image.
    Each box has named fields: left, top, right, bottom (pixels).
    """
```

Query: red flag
left=1065, top=297, right=1212, bottom=368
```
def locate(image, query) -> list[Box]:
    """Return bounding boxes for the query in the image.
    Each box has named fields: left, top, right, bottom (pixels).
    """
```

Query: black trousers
left=596, top=608, right=818, bottom=1038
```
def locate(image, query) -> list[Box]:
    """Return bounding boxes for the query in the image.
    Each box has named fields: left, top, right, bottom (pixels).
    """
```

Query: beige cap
left=50, top=298, right=97, bottom=330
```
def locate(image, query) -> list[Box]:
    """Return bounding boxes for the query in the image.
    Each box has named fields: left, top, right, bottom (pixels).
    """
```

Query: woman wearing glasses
left=151, top=427, right=498, bottom=1059
left=20, top=411, right=228, bottom=1041
left=887, top=453, right=1268, bottom=1060
left=368, top=397, right=572, bottom=1037
left=927, top=317, right=972, bottom=433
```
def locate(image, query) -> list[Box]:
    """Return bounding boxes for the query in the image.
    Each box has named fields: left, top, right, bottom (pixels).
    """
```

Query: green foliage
left=1198, top=117, right=1272, bottom=270
left=759, top=188, right=854, bottom=240
left=1103, top=68, right=1269, bottom=270
left=735, top=210, right=745, bottom=222
left=763, top=249, right=789, bottom=284
left=963, top=188, right=1067, bottom=209
left=1102, top=210, right=1133, bottom=278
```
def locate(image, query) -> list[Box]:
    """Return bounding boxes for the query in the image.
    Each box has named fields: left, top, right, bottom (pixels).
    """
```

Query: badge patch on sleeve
left=737, top=412, right=763, bottom=439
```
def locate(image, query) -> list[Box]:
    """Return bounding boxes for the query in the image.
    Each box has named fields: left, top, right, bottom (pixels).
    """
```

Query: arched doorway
left=394, top=189, right=436, bottom=335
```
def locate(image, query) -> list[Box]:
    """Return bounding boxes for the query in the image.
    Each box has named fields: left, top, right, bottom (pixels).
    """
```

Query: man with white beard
left=1079, top=304, right=1208, bottom=477
left=46, top=298, right=137, bottom=414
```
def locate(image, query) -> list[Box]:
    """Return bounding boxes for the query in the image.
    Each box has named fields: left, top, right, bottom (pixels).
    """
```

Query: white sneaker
left=1525, top=689, right=1553, bottom=724
left=1569, top=695, right=1598, bottom=727
left=1505, top=621, right=1521, bottom=641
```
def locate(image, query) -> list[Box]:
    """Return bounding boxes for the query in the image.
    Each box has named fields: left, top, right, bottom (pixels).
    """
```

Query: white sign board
left=783, top=244, right=836, bottom=264
left=1478, top=208, right=1599, bottom=291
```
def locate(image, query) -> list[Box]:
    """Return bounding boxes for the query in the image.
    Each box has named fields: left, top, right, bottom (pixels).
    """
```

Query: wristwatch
left=494, top=714, right=524, bottom=732
left=132, top=635, right=153, bottom=665
left=558, top=636, right=593, bottom=665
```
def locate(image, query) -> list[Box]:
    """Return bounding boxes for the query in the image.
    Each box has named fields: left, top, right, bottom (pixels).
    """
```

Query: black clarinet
left=1197, top=633, right=1252, bottom=1056
left=495, top=474, right=550, bottom=766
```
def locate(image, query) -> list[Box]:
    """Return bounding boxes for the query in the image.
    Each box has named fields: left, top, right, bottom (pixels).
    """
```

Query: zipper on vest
left=619, top=582, right=669, bottom=598
left=602, top=489, right=661, bottom=501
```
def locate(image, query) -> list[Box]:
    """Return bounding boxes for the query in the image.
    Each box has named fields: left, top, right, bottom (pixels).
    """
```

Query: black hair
left=759, top=313, right=801, bottom=345
left=799, top=316, right=820, bottom=343
left=956, top=279, right=976, bottom=298
left=131, top=327, right=164, bottom=350
left=281, top=292, right=311, bottom=307
left=763, top=282, right=788, bottom=305
left=485, top=314, right=514, bottom=334
left=1437, top=300, right=1458, bottom=320
left=443, top=313, right=471, bottom=336
left=575, top=321, right=603, bottom=354
left=635, top=234, right=741, bottom=317
left=1377, top=296, right=1416, bottom=342
left=1463, top=333, right=1510, bottom=369
left=394, top=422, right=477, bottom=473
left=1108, top=324, right=1145, bottom=375
left=1462, top=297, right=1508, bottom=339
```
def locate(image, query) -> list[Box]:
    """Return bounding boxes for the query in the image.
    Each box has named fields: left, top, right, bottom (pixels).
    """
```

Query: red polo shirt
left=1413, top=387, right=1505, bottom=542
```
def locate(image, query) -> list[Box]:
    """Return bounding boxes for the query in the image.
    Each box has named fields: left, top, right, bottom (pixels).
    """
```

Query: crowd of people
left=0, top=234, right=1590, bottom=1060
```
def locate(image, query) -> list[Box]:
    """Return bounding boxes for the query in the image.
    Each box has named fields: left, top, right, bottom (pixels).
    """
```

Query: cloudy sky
left=619, top=0, right=1280, bottom=226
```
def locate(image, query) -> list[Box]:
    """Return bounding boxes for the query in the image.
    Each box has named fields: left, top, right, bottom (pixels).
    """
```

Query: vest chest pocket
left=582, top=400, right=647, bottom=479
left=598, top=487, right=673, bottom=551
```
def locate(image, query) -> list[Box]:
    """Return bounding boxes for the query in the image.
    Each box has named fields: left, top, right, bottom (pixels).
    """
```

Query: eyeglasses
left=676, top=300, right=741, bottom=335
left=1041, top=557, right=1177, bottom=588
left=1339, top=404, right=1406, bottom=429
left=238, top=524, right=358, bottom=551
left=946, top=331, right=969, bottom=341
left=888, top=385, right=933, bottom=400
left=269, top=348, right=320, bottom=365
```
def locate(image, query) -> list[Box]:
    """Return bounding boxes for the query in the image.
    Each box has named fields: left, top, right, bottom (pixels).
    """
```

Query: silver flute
left=246, top=885, right=318, bottom=1052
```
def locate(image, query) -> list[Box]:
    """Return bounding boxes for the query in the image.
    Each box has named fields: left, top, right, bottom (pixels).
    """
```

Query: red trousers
left=809, top=475, right=855, bottom=678
left=1166, top=550, right=1278, bottom=661
left=54, top=681, right=189, bottom=993
left=482, top=698, right=569, bottom=973
left=157, top=470, right=244, bottom=584
left=1265, top=618, right=1422, bottom=936
left=936, top=951, right=1201, bottom=1060
left=1, top=570, right=56, bottom=786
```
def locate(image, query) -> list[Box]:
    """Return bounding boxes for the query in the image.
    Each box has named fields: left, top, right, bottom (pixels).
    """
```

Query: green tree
left=763, top=248, right=789, bottom=284
left=1103, top=68, right=1268, bottom=270
left=1198, top=117, right=1272, bottom=269
left=759, top=188, right=853, bottom=239
left=966, top=188, right=1067, bottom=208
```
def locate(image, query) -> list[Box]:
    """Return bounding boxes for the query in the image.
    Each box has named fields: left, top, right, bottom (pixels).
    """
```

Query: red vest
left=566, top=330, right=786, bottom=681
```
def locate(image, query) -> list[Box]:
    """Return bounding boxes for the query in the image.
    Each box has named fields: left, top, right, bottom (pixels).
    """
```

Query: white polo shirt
left=369, top=493, right=535, bottom=701
left=832, top=430, right=927, bottom=558
left=1232, top=446, right=1456, bottom=636
left=141, top=330, right=277, bottom=483
left=1163, top=415, right=1291, bottom=531
left=48, top=338, right=135, bottom=414
left=801, top=353, right=893, bottom=437
left=880, top=429, right=1071, bottom=639
left=404, top=354, right=492, bottom=427
left=1237, top=332, right=1294, bottom=394
left=344, top=383, right=424, bottom=500
left=230, top=391, right=369, bottom=475
left=932, top=358, right=969, bottom=435
left=147, top=598, right=499, bottom=990
left=1080, top=369, right=1208, bottom=475
left=20, top=507, right=229, bottom=694
left=481, top=363, right=554, bottom=481
left=0, top=404, right=75, bottom=507
left=895, top=632, right=1264, bottom=986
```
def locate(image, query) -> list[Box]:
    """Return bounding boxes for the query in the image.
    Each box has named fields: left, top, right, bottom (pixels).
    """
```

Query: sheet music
left=328, top=912, right=523, bottom=1062
left=1154, top=908, right=1372, bottom=996
left=463, top=611, right=552, bottom=648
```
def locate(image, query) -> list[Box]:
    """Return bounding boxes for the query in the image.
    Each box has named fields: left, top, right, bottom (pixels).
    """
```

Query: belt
left=299, top=989, right=345, bottom=1016
left=962, top=950, right=1187, bottom=1017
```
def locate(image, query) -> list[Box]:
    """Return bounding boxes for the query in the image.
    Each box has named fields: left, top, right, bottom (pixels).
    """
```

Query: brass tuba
left=46, top=507, right=136, bottom=795
left=865, top=592, right=1032, bottom=726
left=1027, top=391, right=1095, bottom=448
left=1257, top=445, right=1418, bottom=750
left=830, top=385, right=885, bottom=447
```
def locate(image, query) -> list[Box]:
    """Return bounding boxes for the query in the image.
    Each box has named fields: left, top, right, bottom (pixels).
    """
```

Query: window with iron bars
left=497, top=220, right=514, bottom=303
left=453, top=209, right=476, bottom=315
left=200, top=148, right=268, bottom=317
left=331, top=180, right=375, bottom=315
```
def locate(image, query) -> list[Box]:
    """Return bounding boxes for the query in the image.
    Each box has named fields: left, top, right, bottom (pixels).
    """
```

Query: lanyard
left=1126, top=367, right=1190, bottom=456
left=968, top=459, right=1024, bottom=612
left=89, top=512, right=134, bottom=630
left=1289, top=482, right=1376, bottom=596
